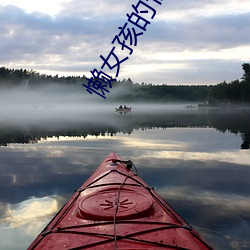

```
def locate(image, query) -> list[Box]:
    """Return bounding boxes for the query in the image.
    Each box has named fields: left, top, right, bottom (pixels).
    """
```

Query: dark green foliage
left=209, top=63, right=250, bottom=104
left=242, top=63, right=250, bottom=82
left=0, top=67, right=89, bottom=88
left=0, top=63, right=250, bottom=104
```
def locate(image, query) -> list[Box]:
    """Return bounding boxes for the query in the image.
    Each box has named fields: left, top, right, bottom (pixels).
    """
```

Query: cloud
left=58, top=0, right=130, bottom=18
left=0, top=196, right=59, bottom=229
left=0, top=196, right=62, bottom=249
left=0, top=4, right=126, bottom=74
left=0, top=1, right=250, bottom=84
left=157, top=186, right=250, bottom=216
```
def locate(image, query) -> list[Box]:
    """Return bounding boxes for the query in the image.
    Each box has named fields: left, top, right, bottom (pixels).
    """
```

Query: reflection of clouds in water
left=0, top=196, right=59, bottom=230
left=0, top=202, right=8, bottom=218
left=157, top=186, right=250, bottom=216
left=2, top=133, right=249, bottom=192
left=36, top=127, right=244, bottom=166
left=118, top=127, right=243, bottom=152
left=153, top=150, right=250, bottom=166
left=0, top=196, right=61, bottom=249
left=120, top=138, right=185, bottom=150
left=194, top=223, right=250, bottom=250
left=2, top=126, right=244, bottom=164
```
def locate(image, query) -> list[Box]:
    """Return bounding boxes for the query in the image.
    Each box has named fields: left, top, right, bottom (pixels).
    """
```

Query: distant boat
left=115, top=107, right=132, bottom=113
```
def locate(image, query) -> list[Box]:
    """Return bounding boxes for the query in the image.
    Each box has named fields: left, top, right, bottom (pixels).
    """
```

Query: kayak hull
left=28, top=152, right=213, bottom=249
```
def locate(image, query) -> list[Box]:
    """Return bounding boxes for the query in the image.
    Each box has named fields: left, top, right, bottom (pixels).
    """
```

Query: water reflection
left=0, top=108, right=250, bottom=249
left=0, top=196, right=62, bottom=250
left=1, top=196, right=59, bottom=228
left=0, top=106, right=250, bottom=149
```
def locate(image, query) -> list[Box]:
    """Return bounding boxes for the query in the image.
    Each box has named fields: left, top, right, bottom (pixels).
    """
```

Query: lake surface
left=0, top=104, right=250, bottom=249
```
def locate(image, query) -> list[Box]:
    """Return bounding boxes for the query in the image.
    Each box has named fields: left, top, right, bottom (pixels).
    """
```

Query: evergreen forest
left=0, top=63, right=250, bottom=104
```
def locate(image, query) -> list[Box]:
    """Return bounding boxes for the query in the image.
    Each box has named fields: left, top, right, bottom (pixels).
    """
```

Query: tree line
left=208, top=63, right=250, bottom=105
left=0, top=63, right=249, bottom=104
left=0, top=67, right=87, bottom=87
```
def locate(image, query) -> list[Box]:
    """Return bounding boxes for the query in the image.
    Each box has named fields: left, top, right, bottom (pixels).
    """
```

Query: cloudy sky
left=0, top=0, right=250, bottom=85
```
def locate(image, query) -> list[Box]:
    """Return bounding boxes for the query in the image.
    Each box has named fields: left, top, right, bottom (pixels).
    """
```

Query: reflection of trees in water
left=0, top=131, right=38, bottom=146
left=0, top=109, right=250, bottom=149
left=203, top=109, right=250, bottom=150
left=241, top=134, right=250, bottom=149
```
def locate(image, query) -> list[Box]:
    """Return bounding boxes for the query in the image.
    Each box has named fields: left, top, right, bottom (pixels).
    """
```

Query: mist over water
left=0, top=84, right=198, bottom=124
left=0, top=85, right=109, bottom=121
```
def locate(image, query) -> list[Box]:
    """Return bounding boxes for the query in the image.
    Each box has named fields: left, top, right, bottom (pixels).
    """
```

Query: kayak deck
left=28, top=152, right=213, bottom=249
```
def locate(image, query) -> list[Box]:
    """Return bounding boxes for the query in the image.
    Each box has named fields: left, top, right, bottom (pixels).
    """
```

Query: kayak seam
left=81, top=182, right=142, bottom=190
left=55, top=225, right=191, bottom=250
left=78, top=169, right=152, bottom=194
left=56, top=220, right=183, bottom=230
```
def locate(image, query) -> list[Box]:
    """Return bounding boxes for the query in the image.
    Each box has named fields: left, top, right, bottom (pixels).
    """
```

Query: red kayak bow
left=28, top=152, right=213, bottom=249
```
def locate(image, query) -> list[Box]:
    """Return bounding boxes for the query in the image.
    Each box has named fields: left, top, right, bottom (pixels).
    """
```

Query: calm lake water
left=0, top=104, right=250, bottom=249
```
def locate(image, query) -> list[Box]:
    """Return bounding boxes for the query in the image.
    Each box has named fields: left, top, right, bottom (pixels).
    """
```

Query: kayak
left=28, top=152, right=213, bottom=249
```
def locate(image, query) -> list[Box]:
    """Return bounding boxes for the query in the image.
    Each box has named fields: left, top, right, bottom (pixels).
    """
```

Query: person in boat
left=124, top=105, right=127, bottom=109
left=119, top=105, right=122, bottom=109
